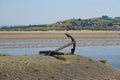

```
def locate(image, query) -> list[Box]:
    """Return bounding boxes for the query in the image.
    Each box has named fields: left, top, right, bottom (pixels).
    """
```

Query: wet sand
left=0, top=30, right=120, bottom=39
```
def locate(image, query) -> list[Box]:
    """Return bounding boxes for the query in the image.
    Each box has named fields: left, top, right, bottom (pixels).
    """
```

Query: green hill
left=49, top=16, right=120, bottom=30
left=1, top=16, right=120, bottom=31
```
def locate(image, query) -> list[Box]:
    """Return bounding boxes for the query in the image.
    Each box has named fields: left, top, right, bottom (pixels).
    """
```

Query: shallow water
left=0, top=38, right=120, bottom=68
left=76, top=46, right=120, bottom=68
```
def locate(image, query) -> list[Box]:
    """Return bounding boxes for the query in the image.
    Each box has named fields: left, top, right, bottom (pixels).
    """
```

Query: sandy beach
left=0, top=30, right=120, bottom=39
left=0, top=31, right=120, bottom=79
left=0, top=55, right=120, bottom=80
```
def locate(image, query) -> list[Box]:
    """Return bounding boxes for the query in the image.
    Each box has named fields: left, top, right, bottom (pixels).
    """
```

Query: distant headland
left=0, top=16, right=120, bottom=31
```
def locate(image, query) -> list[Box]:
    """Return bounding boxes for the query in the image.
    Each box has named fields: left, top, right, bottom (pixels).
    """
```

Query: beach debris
left=99, top=59, right=107, bottom=64
left=39, top=33, right=76, bottom=56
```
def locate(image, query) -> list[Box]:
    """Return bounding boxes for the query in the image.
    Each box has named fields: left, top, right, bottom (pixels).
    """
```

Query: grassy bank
left=0, top=54, right=120, bottom=80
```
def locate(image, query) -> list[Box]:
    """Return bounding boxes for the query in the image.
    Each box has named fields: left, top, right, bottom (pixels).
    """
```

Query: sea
left=0, top=38, right=120, bottom=68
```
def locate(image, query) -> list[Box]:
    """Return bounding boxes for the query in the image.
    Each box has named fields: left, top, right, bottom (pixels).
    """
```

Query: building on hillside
left=102, top=15, right=110, bottom=19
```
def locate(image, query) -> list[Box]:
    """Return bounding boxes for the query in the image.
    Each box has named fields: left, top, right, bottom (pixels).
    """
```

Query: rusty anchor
left=39, top=33, right=76, bottom=56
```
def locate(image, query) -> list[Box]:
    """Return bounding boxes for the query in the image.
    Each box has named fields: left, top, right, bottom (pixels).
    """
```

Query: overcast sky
left=0, top=0, right=120, bottom=25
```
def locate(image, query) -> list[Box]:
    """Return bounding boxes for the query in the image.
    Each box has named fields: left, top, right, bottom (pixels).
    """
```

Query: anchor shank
left=54, top=41, right=74, bottom=52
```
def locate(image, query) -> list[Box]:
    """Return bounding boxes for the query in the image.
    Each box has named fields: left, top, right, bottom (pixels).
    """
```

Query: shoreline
left=0, top=30, right=120, bottom=39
